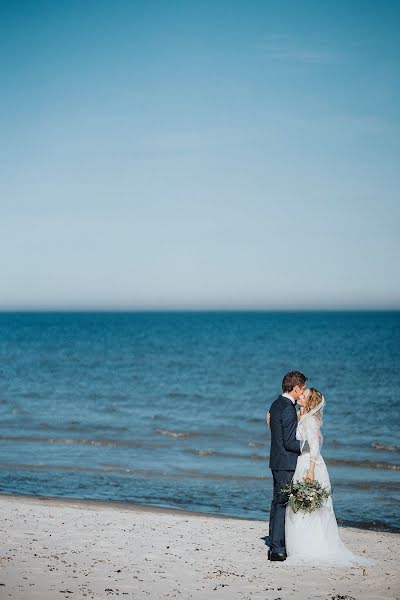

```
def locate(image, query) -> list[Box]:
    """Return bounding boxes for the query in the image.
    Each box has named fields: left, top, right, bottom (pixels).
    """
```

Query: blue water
left=0, top=311, right=399, bottom=532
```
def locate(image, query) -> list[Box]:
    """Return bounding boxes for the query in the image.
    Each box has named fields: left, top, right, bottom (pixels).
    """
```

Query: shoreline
left=1, top=491, right=399, bottom=534
left=1, top=492, right=399, bottom=599
left=0, top=491, right=247, bottom=521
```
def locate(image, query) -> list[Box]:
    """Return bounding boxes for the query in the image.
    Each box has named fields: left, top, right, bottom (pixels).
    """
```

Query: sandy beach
left=0, top=494, right=398, bottom=600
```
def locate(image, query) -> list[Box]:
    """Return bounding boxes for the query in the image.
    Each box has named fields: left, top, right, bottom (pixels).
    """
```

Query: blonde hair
left=304, top=388, right=324, bottom=420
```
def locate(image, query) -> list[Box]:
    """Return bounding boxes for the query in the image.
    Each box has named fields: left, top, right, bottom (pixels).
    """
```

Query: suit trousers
left=269, top=469, right=295, bottom=555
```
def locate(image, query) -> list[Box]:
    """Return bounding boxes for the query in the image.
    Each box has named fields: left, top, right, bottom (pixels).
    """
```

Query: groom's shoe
left=268, top=550, right=286, bottom=561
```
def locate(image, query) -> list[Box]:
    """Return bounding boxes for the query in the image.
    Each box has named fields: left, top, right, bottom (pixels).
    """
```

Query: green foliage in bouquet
left=281, top=479, right=331, bottom=513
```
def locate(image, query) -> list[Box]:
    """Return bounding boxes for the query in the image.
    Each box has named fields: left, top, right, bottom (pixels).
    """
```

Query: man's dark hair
left=282, top=371, right=307, bottom=393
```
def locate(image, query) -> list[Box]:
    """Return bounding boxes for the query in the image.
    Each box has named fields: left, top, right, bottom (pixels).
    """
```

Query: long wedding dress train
left=285, top=400, right=375, bottom=567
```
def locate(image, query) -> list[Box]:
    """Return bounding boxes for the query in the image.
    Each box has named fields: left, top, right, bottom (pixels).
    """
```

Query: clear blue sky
left=1, top=0, right=399, bottom=309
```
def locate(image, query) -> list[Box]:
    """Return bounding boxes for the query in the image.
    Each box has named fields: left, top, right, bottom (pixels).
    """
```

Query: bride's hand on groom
left=296, top=406, right=306, bottom=421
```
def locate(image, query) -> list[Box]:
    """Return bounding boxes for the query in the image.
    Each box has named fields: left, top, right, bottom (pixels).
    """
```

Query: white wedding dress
left=285, top=398, right=375, bottom=567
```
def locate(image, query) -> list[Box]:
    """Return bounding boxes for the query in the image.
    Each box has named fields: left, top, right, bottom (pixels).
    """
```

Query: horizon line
left=0, top=306, right=399, bottom=313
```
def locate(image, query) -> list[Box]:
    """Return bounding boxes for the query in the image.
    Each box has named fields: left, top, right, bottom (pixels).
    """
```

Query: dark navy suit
left=268, top=394, right=300, bottom=555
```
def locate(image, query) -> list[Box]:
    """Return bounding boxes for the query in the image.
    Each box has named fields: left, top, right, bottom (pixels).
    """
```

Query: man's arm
left=281, top=405, right=300, bottom=453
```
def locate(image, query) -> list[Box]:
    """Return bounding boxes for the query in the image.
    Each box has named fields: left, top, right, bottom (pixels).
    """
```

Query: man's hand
left=266, top=411, right=271, bottom=427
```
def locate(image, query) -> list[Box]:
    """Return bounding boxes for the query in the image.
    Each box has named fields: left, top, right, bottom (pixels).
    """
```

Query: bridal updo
left=304, top=388, right=324, bottom=420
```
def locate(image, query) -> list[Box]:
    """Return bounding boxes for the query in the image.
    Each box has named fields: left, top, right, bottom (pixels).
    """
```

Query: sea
left=0, top=311, right=399, bottom=532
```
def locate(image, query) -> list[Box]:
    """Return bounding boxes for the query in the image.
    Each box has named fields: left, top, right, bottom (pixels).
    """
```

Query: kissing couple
left=267, top=371, right=374, bottom=566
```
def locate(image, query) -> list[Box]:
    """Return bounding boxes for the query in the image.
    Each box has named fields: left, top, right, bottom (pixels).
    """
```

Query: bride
left=285, top=388, right=375, bottom=566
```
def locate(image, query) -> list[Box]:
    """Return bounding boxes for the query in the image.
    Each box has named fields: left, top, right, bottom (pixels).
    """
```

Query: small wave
left=97, top=462, right=129, bottom=468
left=0, top=462, right=173, bottom=477
left=327, top=458, right=400, bottom=471
left=153, top=427, right=244, bottom=441
left=336, top=480, right=400, bottom=491
left=166, top=392, right=204, bottom=400
left=371, top=442, right=400, bottom=453
left=328, top=440, right=400, bottom=454
left=190, top=449, right=219, bottom=457
left=337, top=518, right=400, bottom=534
left=248, top=440, right=265, bottom=448
left=0, top=462, right=266, bottom=481
left=0, top=434, right=168, bottom=449
left=37, top=422, right=129, bottom=433
left=186, top=450, right=399, bottom=470
left=154, top=428, right=194, bottom=439
left=175, top=468, right=266, bottom=481
left=185, top=448, right=265, bottom=461
left=184, top=447, right=400, bottom=470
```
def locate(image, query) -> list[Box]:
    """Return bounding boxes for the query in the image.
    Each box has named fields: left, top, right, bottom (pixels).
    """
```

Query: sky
left=1, top=0, right=399, bottom=309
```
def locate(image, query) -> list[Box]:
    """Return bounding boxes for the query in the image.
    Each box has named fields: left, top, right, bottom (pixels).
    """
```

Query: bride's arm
left=304, top=417, right=320, bottom=482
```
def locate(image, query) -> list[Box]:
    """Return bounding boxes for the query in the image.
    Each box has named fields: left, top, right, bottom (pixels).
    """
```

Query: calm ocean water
left=0, top=311, right=399, bottom=532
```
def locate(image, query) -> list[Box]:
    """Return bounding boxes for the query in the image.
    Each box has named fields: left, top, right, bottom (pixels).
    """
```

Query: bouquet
left=281, top=479, right=331, bottom=513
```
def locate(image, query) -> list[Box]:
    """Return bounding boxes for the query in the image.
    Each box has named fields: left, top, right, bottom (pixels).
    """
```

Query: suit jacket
left=269, top=395, right=300, bottom=470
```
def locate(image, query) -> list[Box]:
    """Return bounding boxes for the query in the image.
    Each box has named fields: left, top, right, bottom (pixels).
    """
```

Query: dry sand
left=0, top=493, right=398, bottom=600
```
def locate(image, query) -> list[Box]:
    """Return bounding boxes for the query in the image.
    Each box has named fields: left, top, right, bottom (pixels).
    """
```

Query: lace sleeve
left=303, top=416, right=320, bottom=463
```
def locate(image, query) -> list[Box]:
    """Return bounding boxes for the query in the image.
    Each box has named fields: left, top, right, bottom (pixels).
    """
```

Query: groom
left=268, top=371, right=307, bottom=561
